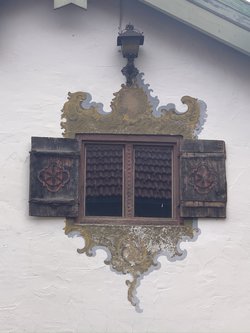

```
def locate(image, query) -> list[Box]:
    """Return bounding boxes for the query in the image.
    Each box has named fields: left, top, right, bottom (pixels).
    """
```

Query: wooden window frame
left=75, top=133, right=183, bottom=226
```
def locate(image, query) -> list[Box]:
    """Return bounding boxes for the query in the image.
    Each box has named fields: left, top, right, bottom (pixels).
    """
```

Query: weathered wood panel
left=180, top=139, right=227, bottom=218
left=29, top=137, right=80, bottom=217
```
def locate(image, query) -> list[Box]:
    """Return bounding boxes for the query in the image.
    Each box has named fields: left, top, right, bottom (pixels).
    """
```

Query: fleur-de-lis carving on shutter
left=29, top=137, right=80, bottom=217
left=180, top=140, right=227, bottom=218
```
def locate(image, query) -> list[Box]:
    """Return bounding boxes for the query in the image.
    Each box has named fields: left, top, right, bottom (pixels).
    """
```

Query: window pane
left=134, top=145, right=172, bottom=218
left=85, top=144, right=123, bottom=216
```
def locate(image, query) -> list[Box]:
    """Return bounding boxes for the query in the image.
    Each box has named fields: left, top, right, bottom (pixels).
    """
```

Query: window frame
left=75, top=133, right=183, bottom=226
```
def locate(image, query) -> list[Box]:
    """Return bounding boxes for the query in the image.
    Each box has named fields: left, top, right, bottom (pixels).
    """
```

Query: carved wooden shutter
left=29, top=137, right=80, bottom=217
left=180, top=140, right=226, bottom=218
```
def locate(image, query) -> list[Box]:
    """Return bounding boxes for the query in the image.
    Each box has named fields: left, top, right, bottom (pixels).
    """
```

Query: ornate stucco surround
left=61, top=74, right=207, bottom=311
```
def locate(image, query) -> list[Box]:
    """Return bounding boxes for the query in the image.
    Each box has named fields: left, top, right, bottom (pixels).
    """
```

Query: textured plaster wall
left=0, top=0, right=250, bottom=332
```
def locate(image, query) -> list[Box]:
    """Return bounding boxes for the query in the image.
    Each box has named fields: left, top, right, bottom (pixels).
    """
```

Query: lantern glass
left=122, top=40, right=139, bottom=58
left=121, top=37, right=141, bottom=58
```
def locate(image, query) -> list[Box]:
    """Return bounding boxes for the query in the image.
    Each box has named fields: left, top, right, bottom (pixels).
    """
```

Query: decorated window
left=29, top=134, right=226, bottom=224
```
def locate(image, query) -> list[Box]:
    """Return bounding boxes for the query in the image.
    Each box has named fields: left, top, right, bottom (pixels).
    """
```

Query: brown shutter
left=29, top=137, right=80, bottom=217
left=180, top=140, right=226, bottom=218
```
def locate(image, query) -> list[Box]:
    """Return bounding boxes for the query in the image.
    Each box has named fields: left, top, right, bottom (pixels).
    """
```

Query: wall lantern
left=117, top=24, right=144, bottom=86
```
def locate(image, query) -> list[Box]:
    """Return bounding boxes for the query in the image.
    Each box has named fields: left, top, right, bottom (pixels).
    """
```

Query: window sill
left=74, top=216, right=183, bottom=226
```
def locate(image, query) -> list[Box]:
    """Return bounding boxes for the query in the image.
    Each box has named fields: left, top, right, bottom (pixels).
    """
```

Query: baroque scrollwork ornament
left=64, top=221, right=199, bottom=310
left=61, top=74, right=207, bottom=310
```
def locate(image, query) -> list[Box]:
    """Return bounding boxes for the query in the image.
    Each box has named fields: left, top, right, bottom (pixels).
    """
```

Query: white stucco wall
left=1, top=0, right=250, bottom=332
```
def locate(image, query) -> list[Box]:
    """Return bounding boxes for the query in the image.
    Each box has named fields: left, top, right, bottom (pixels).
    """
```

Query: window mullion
left=80, top=142, right=86, bottom=218
left=124, top=143, right=134, bottom=218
